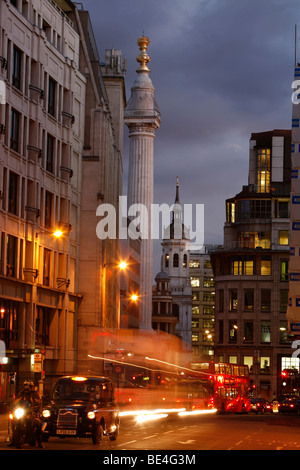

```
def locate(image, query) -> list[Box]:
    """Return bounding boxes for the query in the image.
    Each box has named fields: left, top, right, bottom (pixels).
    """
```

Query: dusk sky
left=82, top=0, right=297, bottom=273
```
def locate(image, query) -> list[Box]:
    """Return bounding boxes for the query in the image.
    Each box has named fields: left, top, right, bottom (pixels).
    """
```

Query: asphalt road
left=1, top=412, right=300, bottom=452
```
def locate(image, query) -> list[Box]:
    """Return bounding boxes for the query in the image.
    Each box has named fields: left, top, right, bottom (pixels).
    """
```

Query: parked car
left=250, top=398, right=267, bottom=413
left=41, top=375, right=120, bottom=445
left=265, top=401, right=273, bottom=413
left=278, top=397, right=300, bottom=414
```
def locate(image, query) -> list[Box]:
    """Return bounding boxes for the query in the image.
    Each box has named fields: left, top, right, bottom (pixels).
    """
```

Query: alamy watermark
left=96, top=196, right=204, bottom=251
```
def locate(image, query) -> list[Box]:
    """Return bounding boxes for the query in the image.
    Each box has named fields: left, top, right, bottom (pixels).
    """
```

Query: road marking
left=143, top=434, right=158, bottom=440
left=178, top=440, right=196, bottom=445
left=117, top=440, right=137, bottom=447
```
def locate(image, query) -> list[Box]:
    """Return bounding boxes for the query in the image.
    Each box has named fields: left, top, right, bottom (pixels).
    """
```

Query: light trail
left=178, top=409, right=217, bottom=417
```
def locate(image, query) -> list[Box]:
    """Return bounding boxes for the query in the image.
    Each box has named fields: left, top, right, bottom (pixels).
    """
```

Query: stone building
left=211, top=129, right=294, bottom=399
left=0, top=0, right=86, bottom=393
left=153, top=179, right=192, bottom=350
left=189, top=245, right=217, bottom=360
left=0, top=0, right=127, bottom=396
left=67, top=6, right=126, bottom=374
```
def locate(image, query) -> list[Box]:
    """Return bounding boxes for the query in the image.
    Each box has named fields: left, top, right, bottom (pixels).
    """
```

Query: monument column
left=125, top=36, right=161, bottom=328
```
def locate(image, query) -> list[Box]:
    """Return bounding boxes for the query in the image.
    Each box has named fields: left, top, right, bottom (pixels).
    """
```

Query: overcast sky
left=81, top=0, right=297, bottom=273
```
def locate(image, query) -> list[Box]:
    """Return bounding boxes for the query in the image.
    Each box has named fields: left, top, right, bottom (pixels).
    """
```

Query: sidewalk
left=0, top=413, right=11, bottom=442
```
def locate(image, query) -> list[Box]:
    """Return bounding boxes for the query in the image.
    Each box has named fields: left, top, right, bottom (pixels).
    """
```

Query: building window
left=244, top=356, right=253, bottom=373
left=280, top=260, right=289, bottom=281
left=45, top=191, right=53, bottom=228
left=260, top=321, right=271, bottom=343
left=6, top=234, right=17, bottom=277
left=226, top=201, right=235, bottom=223
left=12, top=46, right=22, bottom=90
left=183, top=254, right=187, bottom=268
left=10, top=109, right=20, bottom=152
left=46, top=134, right=54, bottom=173
left=231, top=257, right=254, bottom=275
left=279, top=321, right=289, bottom=344
left=219, top=290, right=224, bottom=313
left=191, top=277, right=200, bottom=287
left=260, top=357, right=270, bottom=373
left=280, top=290, right=288, bottom=313
left=261, top=289, right=271, bottom=312
left=229, top=356, right=238, bottom=364
left=218, top=320, right=224, bottom=343
left=192, top=292, right=199, bottom=301
left=173, top=253, right=179, bottom=268
left=189, top=259, right=200, bottom=268
left=203, top=292, right=215, bottom=302
left=36, top=307, right=51, bottom=346
left=203, top=306, right=214, bottom=315
left=238, top=231, right=270, bottom=249
left=278, top=231, right=289, bottom=245
left=8, top=171, right=18, bottom=215
left=260, top=256, right=271, bottom=275
left=244, top=289, right=254, bottom=311
left=276, top=200, right=289, bottom=219
left=204, top=276, right=214, bottom=287
left=257, top=148, right=271, bottom=193
left=0, top=300, right=19, bottom=347
left=165, top=254, right=169, bottom=268
left=48, top=77, right=56, bottom=117
left=192, top=306, right=199, bottom=315
left=43, top=248, right=51, bottom=286
left=229, top=320, right=238, bottom=342
left=243, top=321, right=254, bottom=342
left=229, top=290, right=238, bottom=310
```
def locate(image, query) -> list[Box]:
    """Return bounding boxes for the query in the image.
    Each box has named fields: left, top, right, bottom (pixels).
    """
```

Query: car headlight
left=15, top=408, right=25, bottom=419
left=87, top=411, right=96, bottom=420
left=42, top=409, right=51, bottom=418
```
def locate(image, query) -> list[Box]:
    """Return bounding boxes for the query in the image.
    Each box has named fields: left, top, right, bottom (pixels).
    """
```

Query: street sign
left=33, top=363, right=42, bottom=372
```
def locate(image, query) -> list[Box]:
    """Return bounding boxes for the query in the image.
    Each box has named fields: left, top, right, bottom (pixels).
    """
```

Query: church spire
left=175, top=176, right=180, bottom=204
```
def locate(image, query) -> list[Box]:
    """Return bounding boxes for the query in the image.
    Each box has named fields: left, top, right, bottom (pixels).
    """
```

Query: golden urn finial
left=136, top=34, right=151, bottom=72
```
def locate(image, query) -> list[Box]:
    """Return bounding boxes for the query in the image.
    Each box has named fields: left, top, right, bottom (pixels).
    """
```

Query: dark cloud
left=82, top=0, right=297, bottom=273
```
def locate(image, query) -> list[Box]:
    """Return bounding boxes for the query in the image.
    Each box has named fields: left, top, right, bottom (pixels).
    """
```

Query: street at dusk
left=2, top=0, right=300, bottom=457
left=2, top=412, right=300, bottom=452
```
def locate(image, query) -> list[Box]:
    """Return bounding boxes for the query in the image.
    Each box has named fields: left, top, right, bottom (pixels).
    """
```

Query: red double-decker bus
left=114, top=360, right=250, bottom=415
left=188, top=361, right=251, bottom=413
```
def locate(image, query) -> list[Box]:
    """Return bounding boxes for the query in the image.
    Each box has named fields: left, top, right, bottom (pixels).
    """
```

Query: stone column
left=125, top=36, right=160, bottom=329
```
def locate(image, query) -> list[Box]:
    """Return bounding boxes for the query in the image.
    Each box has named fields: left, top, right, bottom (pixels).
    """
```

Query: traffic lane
left=1, top=413, right=300, bottom=451
left=115, top=413, right=300, bottom=451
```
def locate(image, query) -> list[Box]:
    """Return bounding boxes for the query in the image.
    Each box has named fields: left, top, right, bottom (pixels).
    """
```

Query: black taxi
left=41, top=376, right=119, bottom=445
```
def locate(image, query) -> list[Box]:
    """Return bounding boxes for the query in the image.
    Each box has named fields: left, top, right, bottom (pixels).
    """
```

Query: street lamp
left=130, top=294, right=138, bottom=302
left=118, top=261, right=128, bottom=270
left=53, top=229, right=63, bottom=238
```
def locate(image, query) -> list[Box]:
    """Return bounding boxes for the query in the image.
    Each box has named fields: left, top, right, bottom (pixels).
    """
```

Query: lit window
left=191, top=277, right=200, bottom=287
left=261, top=322, right=271, bottom=343
left=280, top=260, right=289, bottom=281
left=261, top=257, right=271, bottom=275
left=278, top=231, right=289, bottom=245
left=189, top=260, right=200, bottom=268
left=257, top=148, right=271, bottom=193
